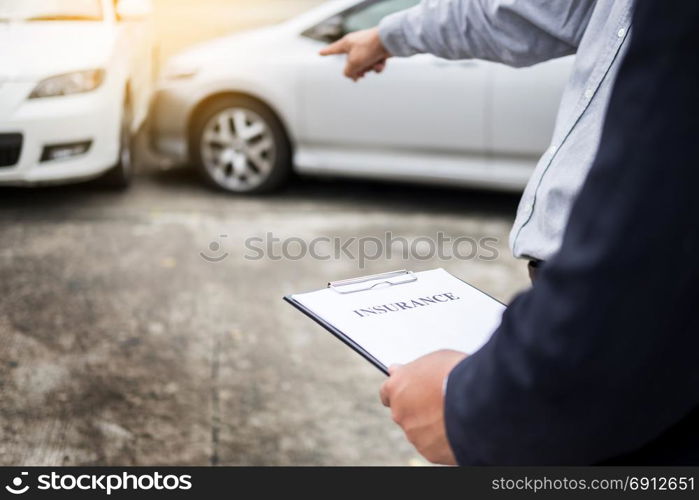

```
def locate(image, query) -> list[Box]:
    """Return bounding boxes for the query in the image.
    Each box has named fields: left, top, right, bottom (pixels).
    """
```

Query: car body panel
left=0, top=81, right=120, bottom=185
left=0, top=23, right=116, bottom=82
left=151, top=0, right=573, bottom=192
left=0, top=0, right=154, bottom=185
left=489, top=58, right=571, bottom=156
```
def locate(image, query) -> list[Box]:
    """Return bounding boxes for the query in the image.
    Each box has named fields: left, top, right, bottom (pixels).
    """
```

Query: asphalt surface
left=0, top=0, right=531, bottom=467
left=0, top=159, right=530, bottom=466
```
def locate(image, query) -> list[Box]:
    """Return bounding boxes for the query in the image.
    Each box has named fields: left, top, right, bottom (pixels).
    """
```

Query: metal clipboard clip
left=328, top=269, right=417, bottom=294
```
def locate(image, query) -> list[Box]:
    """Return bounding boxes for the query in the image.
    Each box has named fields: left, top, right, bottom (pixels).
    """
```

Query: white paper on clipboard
left=285, top=268, right=506, bottom=372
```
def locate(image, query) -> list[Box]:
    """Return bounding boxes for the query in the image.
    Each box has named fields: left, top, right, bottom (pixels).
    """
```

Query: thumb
left=319, top=38, right=348, bottom=56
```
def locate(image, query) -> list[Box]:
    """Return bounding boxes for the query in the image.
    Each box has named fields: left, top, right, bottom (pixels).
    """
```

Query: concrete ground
left=0, top=165, right=529, bottom=466
left=0, top=0, right=531, bottom=466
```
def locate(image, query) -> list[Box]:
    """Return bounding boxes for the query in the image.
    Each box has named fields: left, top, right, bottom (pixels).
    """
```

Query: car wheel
left=192, top=96, right=291, bottom=194
left=100, top=96, right=135, bottom=189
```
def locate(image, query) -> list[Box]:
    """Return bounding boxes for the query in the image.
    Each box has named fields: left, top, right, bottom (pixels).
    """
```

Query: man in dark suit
left=380, top=0, right=699, bottom=465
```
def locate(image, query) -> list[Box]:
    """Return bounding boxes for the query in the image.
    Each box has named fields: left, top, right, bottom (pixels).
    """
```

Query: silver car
left=150, top=0, right=572, bottom=194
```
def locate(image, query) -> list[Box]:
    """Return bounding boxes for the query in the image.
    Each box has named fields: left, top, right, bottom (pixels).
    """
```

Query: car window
left=343, top=0, right=420, bottom=33
left=0, top=0, right=103, bottom=22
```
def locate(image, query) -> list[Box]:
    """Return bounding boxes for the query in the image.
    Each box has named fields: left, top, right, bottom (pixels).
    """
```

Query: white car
left=152, top=0, right=573, bottom=194
left=0, top=0, right=155, bottom=187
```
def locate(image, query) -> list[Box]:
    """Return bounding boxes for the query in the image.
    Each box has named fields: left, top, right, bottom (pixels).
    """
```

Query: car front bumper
left=0, top=82, right=120, bottom=185
left=149, top=82, right=196, bottom=166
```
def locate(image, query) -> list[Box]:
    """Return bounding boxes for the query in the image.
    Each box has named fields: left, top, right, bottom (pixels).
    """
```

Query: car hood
left=166, top=26, right=288, bottom=69
left=0, top=22, right=114, bottom=82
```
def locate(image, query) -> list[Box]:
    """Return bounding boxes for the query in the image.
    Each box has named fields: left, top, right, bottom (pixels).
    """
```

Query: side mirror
left=116, top=0, right=153, bottom=22
left=306, top=16, right=345, bottom=43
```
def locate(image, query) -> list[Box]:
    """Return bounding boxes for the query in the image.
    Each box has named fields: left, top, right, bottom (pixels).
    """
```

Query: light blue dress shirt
left=379, top=0, right=635, bottom=260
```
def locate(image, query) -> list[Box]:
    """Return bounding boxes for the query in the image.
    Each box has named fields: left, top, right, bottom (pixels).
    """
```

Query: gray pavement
left=0, top=0, right=536, bottom=469
left=0, top=162, right=530, bottom=466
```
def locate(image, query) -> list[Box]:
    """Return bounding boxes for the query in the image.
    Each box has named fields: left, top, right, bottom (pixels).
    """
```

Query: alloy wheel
left=200, top=107, right=276, bottom=192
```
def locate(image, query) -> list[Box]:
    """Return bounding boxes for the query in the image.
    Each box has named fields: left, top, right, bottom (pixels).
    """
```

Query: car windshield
left=0, top=0, right=103, bottom=22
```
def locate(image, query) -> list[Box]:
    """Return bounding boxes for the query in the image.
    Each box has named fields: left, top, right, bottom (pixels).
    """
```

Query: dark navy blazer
left=444, top=0, right=699, bottom=465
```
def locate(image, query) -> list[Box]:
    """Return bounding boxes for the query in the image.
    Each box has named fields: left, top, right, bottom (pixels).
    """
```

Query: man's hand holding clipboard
left=379, top=350, right=468, bottom=465
left=284, top=268, right=505, bottom=464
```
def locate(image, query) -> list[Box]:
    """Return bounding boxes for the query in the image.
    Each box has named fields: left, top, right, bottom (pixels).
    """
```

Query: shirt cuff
left=378, top=11, right=418, bottom=57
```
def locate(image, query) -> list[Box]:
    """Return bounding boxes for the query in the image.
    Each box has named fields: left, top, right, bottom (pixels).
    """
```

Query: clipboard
left=284, top=269, right=506, bottom=375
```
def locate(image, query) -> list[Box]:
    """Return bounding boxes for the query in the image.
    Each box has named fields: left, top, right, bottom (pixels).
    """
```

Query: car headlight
left=29, top=69, right=105, bottom=99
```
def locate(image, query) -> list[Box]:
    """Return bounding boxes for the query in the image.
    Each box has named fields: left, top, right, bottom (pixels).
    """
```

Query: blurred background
left=0, top=0, right=563, bottom=465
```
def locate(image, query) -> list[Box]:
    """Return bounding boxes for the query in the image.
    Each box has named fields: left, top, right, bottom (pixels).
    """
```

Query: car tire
left=100, top=96, right=135, bottom=189
left=191, top=95, right=292, bottom=194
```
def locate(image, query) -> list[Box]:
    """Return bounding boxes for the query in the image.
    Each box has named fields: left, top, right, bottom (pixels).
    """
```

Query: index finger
left=319, top=38, right=348, bottom=56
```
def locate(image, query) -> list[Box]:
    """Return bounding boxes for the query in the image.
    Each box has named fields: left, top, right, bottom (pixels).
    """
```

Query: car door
left=489, top=56, right=574, bottom=158
left=298, top=0, right=487, bottom=158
